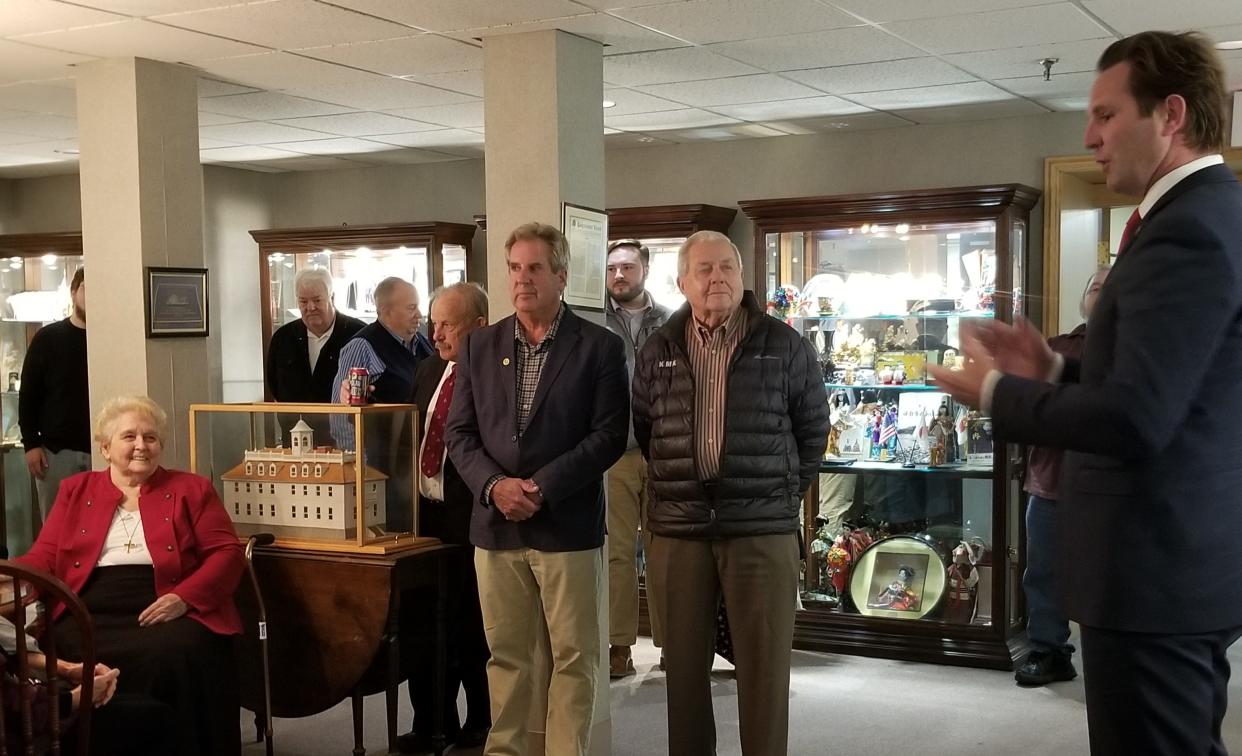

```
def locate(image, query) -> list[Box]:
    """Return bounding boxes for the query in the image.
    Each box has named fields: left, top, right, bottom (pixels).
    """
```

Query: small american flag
left=879, top=413, right=897, bottom=445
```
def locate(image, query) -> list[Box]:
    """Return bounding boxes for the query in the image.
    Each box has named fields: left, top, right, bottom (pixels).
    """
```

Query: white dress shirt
left=306, top=319, right=336, bottom=373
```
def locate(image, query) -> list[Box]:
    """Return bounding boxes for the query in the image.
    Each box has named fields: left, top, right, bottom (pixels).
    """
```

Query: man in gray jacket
left=603, top=239, right=671, bottom=678
left=633, top=231, right=828, bottom=755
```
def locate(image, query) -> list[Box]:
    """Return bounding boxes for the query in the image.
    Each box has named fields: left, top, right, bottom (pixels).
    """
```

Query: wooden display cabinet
left=739, top=184, right=1040, bottom=669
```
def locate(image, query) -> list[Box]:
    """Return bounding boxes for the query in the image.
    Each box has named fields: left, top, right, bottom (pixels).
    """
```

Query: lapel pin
left=502, top=358, right=510, bottom=366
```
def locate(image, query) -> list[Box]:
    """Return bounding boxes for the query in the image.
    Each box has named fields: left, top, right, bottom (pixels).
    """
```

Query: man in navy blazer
left=931, top=31, right=1242, bottom=755
left=446, top=222, right=628, bottom=756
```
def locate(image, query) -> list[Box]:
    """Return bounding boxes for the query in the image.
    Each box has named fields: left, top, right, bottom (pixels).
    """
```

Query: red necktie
left=1117, top=208, right=1141, bottom=256
left=420, top=365, right=456, bottom=478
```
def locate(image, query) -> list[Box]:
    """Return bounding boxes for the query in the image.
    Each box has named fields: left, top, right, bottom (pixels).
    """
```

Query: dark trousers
left=647, top=532, right=799, bottom=756
left=1080, top=624, right=1242, bottom=755
left=402, top=496, right=490, bottom=736
left=1024, top=495, right=1071, bottom=652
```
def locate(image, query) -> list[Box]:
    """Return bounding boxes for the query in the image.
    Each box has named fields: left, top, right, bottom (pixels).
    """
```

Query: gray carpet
left=241, top=634, right=1242, bottom=755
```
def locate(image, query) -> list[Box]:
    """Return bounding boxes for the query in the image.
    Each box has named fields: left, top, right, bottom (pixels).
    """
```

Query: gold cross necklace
left=117, top=509, right=141, bottom=554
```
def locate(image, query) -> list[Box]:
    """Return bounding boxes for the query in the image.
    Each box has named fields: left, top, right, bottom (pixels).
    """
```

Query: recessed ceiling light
left=825, top=122, right=850, bottom=129
left=637, top=136, right=656, bottom=143
left=602, top=99, right=616, bottom=109
left=54, top=148, right=80, bottom=155
left=1216, top=39, right=1242, bottom=50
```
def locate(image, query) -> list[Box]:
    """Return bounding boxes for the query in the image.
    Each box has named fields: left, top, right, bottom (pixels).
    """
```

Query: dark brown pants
left=648, top=532, right=799, bottom=756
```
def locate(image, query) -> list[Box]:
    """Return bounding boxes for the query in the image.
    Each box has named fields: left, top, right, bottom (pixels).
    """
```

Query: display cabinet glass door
left=267, top=246, right=432, bottom=332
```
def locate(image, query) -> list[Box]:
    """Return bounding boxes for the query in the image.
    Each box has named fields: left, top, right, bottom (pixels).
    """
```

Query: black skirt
left=54, top=565, right=240, bottom=756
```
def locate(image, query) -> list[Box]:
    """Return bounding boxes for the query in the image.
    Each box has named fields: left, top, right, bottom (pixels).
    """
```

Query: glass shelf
left=792, top=310, right=996, bottom=321
left=824, top=382, right=946, bottom=392
left=820, top=460, right=993, bottom=478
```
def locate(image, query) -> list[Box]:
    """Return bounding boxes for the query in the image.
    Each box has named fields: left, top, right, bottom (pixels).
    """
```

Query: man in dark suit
left=446, top=222, right=628, bottom=756
left=931, top=31, right=1242, bottom=755
left=265, top=267, right=364, bottom=442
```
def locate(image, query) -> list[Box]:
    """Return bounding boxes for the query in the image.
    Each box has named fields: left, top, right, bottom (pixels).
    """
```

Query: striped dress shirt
left=685, top=306, right=748, bottom=481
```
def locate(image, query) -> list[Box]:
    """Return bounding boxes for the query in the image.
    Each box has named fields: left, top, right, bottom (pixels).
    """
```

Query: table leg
left=386, top=631, right=399, bottom=754
left=433, top=555, right=447, bottom=756
left=352, top=689, right=366, bottom=756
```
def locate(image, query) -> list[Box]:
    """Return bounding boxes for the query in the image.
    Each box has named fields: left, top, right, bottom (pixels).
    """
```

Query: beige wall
left=0, top=179, right=12, bottom=231
left=1, top=173, right=81, bottom=234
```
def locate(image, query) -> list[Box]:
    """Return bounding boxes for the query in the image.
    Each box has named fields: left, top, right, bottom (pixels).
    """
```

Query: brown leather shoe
left=609, top=645, right=635, bottom=678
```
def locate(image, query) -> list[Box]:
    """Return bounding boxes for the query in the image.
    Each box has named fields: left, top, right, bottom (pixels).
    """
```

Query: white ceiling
left=0, top=0, right=1239, bottom=177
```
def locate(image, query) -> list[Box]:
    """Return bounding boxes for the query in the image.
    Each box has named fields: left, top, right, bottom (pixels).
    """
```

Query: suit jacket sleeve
left=445, top=331, right=507, bottom=503
left=529, top=332, right=629, bottom=506
left=169, top=477, right=244, bottom=615
left=264, top=329, right=281, bottom=400
left=992, top=219, right=1240, bottom=457
left=789, top=335, right=830, bottom=493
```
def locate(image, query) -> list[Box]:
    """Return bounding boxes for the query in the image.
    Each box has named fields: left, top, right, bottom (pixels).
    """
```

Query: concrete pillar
left=482, top=30, right=611, bottom=756
left=77, top=57, right=209, bottom=468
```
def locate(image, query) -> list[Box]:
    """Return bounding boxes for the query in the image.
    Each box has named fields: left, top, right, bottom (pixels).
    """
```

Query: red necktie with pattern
left=420, top=364, right=456, bottom=478
left=1117, top=208, right=1141, bottom=256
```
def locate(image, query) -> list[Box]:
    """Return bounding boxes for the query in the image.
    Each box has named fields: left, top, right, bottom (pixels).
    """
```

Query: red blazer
left=18, top=467, right=245, bottom=636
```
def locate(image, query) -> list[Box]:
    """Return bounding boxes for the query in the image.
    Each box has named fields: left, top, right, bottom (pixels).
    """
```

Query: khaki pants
left=475, top=546, right=602, bottom=756
left=648, top=533, right=799, bottom=756
left=606, top=447, right=663, bottom=646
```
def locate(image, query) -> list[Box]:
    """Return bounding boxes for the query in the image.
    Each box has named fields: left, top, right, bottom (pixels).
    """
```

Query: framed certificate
left=561, top=203, right=608, bottom=311
left=145, top=266, right=209, bottom=337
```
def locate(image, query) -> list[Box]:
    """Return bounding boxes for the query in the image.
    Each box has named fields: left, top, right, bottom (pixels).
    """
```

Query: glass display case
left=251, top=221, right=477, bottom=394
left=739, top=184, right=1040, bottom=669
left=189, top=402, right=432, bottom=554
left=606, top=204, right=736, bottom=311
left=0, top=231, right=84, bottom=555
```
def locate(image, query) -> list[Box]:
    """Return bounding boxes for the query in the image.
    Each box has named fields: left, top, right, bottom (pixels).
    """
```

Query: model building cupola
left=289, top=419, right=314, bottom=457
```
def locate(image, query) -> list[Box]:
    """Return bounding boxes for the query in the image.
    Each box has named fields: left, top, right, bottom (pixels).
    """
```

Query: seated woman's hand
left=137, top=593, right=188, bottom=627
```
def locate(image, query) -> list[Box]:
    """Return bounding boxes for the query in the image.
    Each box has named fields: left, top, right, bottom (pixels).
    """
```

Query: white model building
left=222, top=419, right=388, bottom=539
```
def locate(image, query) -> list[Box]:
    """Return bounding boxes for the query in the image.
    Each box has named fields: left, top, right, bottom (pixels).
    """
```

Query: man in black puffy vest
left=633, top=230, right=828, bottom=756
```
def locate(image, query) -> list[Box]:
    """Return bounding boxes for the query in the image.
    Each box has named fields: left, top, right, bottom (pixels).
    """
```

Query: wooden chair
left=0, top=561, right=94, bottom=756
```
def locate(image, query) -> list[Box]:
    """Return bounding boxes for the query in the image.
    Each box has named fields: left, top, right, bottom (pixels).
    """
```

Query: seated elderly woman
left=17, top=395, right=245, bottom=756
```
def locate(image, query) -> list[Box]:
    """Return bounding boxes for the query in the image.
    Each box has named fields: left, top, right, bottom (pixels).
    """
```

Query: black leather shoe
left=1015, top=649, right=1077, bottom=686
left=457, top=724, right=491, bottom=748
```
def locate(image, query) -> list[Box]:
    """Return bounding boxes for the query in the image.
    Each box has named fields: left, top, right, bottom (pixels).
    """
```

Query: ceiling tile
left=711, top=95, right=871, bottom=121
left=199, top=121, right=334, bottom=145
left=602, top=87, right=684, bottom=115
left=0, top=40, right=94, bottom=86
left=405, top=70, right=484, bottom=97
left=881, top=5, right=1110, bottom=56
left=849, top=81, right=1016, bottom=110
left=273, top=112, right=443, bottom=136
left=708, top=27, right=924, bottom=72
left=446, top=13, right=687, bottom=56
left=762, top=111, right=911, bottom=134
left=197, top=136, right=244, bottom=149
left=153, top=0, right=413, bottom=50
left=368, top=128, right=485, bottom=148
left=785, top=58, right=975, bottom=95
left=604, top=131, right=677, bottom=147
left=945, top=38, right=1113, bottom=80
left=324, top=0, right=587, bottom=33
left=0, top=137, right=79, bottom=159
left=0, top=130, right=48, bottom=147
left=196, top=52, right=381, bottom=92
left=604, top=47, right=761, bottom=86
left=0, top=150, right=66, bottom=169
left=1204, top=24, right=1242, bottom=46
left=286, top=79, right=476, bottom=111
left=1081, top=0, right=1242, bottom=35
left=604, top=108, right=739, bottom=131
left=830, top=0, right=1064, bottom=24
left=0, top=0, right=126, bottom=36
left=996, top=71, right=1097, bottom=100
left=196, top=110, right=249, bottom=126
left=241, top=154, right=373, bottom=171
left=383, top=101, right=484, bottom=128
left=198, top=91, right=354, bottom=120
left=573, top=0, right=688, bottom=8
left=658, top=123, right=791, bottom=142
left=1037, top=95, right=1089, bottom=112
left=347, top=148, right=468, bottom=165
left=64, top=0, right=252, bottom=15
left=198, top=78, right=261, bottom=98
left=0, top=82, right=77, bottom=116
left=894, top=99, right=1049, bottom=123
left=637, top=74, right=823, bottom=107
left=614, top=0, right=858, bottom=45
left=298, top=34, right=483, bottom=76
left=14, top=19, right=265, bottom=62
left=200, top=145, right=305, bottom=163
left=0, top=114, right=76, bottom=139
left=262, top=136, right=399, bottom=155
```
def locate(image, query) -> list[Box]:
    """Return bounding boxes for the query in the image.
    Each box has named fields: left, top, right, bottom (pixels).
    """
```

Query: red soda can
left=347, top=367, right=370, bottom=406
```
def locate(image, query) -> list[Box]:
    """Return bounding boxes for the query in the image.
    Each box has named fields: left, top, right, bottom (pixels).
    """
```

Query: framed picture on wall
left=561, top=202, right=608, bottom=311
left=145, top=266, right=209, bottom=338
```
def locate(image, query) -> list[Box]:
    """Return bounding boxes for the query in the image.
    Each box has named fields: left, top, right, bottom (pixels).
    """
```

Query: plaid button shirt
left=514, top=303, right=566, bottom=433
